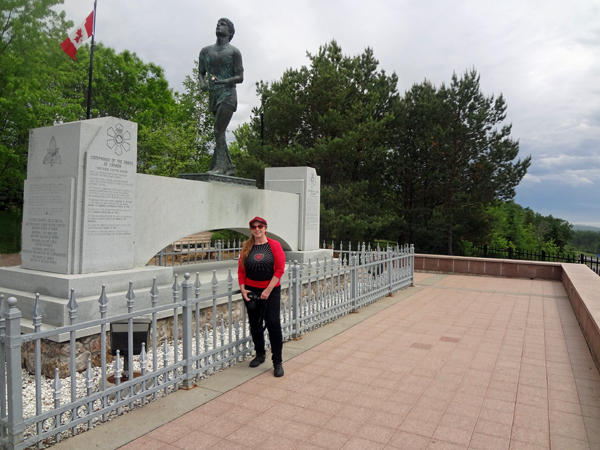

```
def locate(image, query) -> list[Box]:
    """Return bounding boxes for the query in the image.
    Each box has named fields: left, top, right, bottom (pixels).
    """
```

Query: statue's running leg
left=208, top=103, right=236, bottom=176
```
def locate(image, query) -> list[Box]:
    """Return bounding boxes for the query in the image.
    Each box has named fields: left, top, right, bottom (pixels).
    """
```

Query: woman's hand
left=240, top=286, right=250, bottom=302
left=260, top=288, right=271, bottom=300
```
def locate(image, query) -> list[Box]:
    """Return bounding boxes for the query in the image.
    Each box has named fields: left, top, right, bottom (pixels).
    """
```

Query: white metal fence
left=0, top=245, right=414, bottom=450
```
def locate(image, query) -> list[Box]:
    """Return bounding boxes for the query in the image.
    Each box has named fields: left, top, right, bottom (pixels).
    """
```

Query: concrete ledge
left=414, top=254, right=563, bottom=280
left=562, top=263, right=600, bottom=368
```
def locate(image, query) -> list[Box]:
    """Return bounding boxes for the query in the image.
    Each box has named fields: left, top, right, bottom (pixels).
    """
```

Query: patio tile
left=170, top=430, right=221, bottom=450
left=473, top=419, right=512, bottom=440
left=305, top=428, right=350, bottom=449
left=511, top=425, right=550, bottom=447
left=432, top=425, right=472, bottom=446
left=119, top=437, right=168, bottom=450
left=258, top=435, right=304, bottom=450
left=197, top=416, right=243, bottom=439
left=339, top=436, right=385, bottom=449
left=354, top=423, right=395, bottom=444
left=469, top=432, right=510, bottom=450
left=549, top=409, right=588, bottom=441
left=399, top=418, right=438, bottom=438
left=224, top=425, right=269, bottom=447
left=279, top=421, right=319, bottom=442
left=549, top=435, right=590, bottom=450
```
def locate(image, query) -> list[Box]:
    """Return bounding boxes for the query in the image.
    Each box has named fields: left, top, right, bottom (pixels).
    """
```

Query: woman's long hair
left=240, top=235, right=256, bottom=265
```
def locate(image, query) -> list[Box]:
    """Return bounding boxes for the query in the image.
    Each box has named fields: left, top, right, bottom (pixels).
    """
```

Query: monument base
left=0, top=261, right=241, bottom=332
left=179, top=173, right=257, bottom=188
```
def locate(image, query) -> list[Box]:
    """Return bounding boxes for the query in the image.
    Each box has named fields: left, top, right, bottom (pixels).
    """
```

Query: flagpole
left=86, top=0, right=98, bottom=119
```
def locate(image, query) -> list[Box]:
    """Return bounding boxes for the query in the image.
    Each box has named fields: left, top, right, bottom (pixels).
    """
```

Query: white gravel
left=18, top=329, right=251, bottom=449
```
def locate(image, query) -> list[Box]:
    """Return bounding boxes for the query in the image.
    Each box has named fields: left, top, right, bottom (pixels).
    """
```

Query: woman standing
left=238, top=216, right=285, bottom=377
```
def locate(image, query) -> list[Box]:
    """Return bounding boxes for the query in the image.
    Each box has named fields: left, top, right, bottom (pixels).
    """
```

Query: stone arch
left=133, top=174, right=298, bottom=267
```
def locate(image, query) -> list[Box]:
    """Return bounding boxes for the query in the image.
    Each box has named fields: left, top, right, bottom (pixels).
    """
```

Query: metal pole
left=86, top=0, right=98, bottom=119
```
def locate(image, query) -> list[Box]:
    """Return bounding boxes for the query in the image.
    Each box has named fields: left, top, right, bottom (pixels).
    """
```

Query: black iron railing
left=471, top=245, right=600, bottom=276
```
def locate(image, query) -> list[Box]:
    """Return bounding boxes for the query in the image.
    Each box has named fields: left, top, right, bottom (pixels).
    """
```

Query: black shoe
left=249, top=355, right=266, bottom=368
left=274, top=363, right=284, bottom=377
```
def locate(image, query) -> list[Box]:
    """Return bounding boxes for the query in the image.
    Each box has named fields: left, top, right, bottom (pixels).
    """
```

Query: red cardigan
left=238, top=238, right=286, bottom=288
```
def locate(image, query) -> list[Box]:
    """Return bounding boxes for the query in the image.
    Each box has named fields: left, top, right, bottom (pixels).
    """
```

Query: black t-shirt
left=245, top=243, right=275, bottom=282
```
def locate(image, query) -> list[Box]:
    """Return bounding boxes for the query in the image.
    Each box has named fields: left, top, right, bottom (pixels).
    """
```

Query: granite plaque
left=21, top=178, right=74, bottom=273
left=81, top=151, right=136, bottom=272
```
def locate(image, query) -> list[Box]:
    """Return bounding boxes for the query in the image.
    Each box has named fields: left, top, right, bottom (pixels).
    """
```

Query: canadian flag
left=60, top=11, right=94, bottom=60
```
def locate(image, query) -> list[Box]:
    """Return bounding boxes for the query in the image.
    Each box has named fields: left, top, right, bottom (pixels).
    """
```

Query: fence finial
left=68, top=289, right=78, bottom=323
left=98, top=284, right=108, bottom=310
left=150, top=277, right=159, bottom=296
left=140, top=342, right=148, bottom=372
left=172, top=274, right=180, bottom=303
left=194, top=272, right=202, bottom=293
left=32, top=293, right=43, bottom=319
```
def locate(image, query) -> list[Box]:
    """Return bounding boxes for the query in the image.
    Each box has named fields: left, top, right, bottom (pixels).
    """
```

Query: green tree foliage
left=468, top=201, right=574, bottom=255
left=235, top=49, right=530, bottom=252
left=70, top=46, right=214, bottom=176
left=390, top=69, right=531, bottom=254
left=571, top=230, right=600, bottom=255
left=235, top=41, right=400, bottom=242
left=0, top=0, right=79, bottom=208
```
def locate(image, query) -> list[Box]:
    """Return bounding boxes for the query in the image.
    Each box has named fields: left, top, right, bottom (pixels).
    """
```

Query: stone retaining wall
left=561, top=263, right=600, bottom=369
left=414, top=254, right=563, bottom=280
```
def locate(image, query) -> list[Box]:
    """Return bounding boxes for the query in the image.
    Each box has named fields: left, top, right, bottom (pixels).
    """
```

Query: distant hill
left=572, top=224, right=600, bottom=232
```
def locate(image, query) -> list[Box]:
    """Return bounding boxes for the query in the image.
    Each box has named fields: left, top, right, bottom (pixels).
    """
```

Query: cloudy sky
left=57, top=0, right=600, bottom=226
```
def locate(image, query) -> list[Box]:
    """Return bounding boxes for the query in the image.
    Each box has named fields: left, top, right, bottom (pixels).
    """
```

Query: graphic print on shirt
left=245, top=243, right=275, bottom=281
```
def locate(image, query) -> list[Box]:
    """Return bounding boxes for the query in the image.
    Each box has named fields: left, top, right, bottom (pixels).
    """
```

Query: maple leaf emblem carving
left=74, top=28, right=83, bottom=43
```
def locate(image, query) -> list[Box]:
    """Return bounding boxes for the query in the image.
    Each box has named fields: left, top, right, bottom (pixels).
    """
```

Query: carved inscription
left=21, top=178, right=73, bottom=273
left=306, top=189, right=320, bottom=231
left=85, top=155, right=135, bottom=237
left=81, top=153, right=136, bottom=272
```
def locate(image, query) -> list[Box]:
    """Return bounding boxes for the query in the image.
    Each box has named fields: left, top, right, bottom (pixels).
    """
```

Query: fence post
left=291, top=261, right=300, bottom=339
left=580, top=254, right=585, bottom=265
left=410, top=244, right=415, bottom=286
left=350, top=252, right=358, bottom=312
left=541, top=250, right=546, bottom=262
left=181, top=273, right=194, bottom=389
left=388, top=246, right=393, bottom=294
left=483, top=244, right=487, bottom=258
left=4, top=297, right=24, bottom=450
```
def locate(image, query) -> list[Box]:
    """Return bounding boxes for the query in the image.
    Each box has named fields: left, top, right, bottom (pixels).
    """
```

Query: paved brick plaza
left=119, top=273, right=600, bottom=450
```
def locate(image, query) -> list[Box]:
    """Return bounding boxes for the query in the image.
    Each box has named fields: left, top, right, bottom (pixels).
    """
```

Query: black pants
left=245, top=285, right=283, bottom=364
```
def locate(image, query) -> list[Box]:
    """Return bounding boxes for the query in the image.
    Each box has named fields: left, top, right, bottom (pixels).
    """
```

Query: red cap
left=249, top=216, right=267, bottom=227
